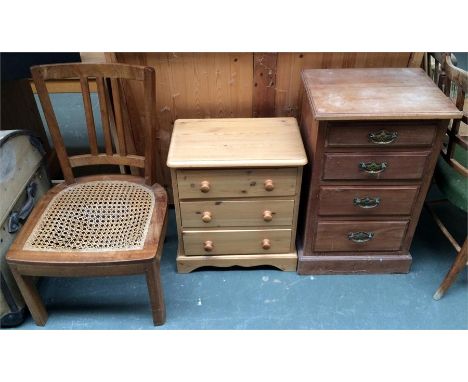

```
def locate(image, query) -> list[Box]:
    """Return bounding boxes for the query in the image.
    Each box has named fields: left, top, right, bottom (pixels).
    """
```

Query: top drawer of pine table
left=176, top=168, right=299, bottom=199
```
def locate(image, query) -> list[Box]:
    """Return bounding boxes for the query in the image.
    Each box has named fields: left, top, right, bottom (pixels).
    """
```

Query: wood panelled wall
left=108, top=52, right=423, bottom=201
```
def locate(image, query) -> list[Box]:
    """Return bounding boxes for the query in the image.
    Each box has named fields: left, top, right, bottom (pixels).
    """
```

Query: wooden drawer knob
left=264, top=179, right=274, bottom=191
left=203, top=240, right=214, bottom=252
left=200, top=180, right=210, bottom=193
left=201, top=211, right=212, bottom=223
left=262, top=238, right=271, bottom=250
left=263, top=210, right=273, bottom=222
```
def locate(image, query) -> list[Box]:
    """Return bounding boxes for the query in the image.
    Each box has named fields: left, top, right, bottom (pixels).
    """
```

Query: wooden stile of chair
left=425, top=53, right=468, bottom=300
left=6, top=63, right=168, bottom=325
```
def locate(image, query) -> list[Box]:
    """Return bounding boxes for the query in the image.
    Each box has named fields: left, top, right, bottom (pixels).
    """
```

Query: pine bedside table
left=167, top=118, right=307, bottom=273
left=297, top=68, right=462, bottom=275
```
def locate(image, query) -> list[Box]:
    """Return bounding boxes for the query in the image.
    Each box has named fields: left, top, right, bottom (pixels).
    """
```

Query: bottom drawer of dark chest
left=314, top=220, right=409, bottom=252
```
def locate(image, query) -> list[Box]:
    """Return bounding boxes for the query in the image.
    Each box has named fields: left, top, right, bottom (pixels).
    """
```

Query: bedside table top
left=302, top=68, right=463, bottom=121
left=167, top=117, right=307, bottom=168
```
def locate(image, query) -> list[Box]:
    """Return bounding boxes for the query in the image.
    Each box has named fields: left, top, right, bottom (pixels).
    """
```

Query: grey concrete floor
left=10, top=185, right=468, bottom=330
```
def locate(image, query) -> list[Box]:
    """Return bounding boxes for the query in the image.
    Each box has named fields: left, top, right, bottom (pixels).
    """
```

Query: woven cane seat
left=24, top=180, right=155, bottom=252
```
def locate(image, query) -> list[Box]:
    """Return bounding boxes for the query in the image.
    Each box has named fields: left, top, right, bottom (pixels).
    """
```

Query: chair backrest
left=427, top=53, right=467, bottom=178
left=31, top=63, right=156, bottom=185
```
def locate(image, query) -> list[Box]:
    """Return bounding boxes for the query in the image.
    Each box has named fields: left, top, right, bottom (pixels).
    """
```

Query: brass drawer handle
left=263, top=210, right=273, bottom=222
left=203, top=240, right=214, bottom=252
left=368, top=129, right=398, bottom=145
left=200, top=180, right=210, bottom=193
left=262, top=238, right=271, bottom=250
left=348, top=231, right=374, bottom=243
left=201, top=211, right=212, bottom=223
left=264, top=179, right=274, bottom=191
left=359, top=161, right=387, bottom=174
left=353, top=196, right=381, bottom=209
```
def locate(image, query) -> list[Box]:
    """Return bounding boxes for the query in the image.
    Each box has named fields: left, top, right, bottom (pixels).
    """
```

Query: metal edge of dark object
left=0, top=273, right=26, bottom=328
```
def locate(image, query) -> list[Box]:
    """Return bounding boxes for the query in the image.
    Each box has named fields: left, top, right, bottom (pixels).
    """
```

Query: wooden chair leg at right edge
left=433, top=238, right=468, bottom=300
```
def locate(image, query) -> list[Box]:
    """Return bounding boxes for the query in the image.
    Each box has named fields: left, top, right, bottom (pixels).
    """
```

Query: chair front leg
left=433, top=237, right=468, bottom=300
left=10, top=267, right=48, bottom=326
left=145, top=260, right=166, bottom=326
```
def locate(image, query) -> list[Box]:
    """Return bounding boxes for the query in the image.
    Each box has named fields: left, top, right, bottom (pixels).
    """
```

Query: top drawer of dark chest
left=325, top=121, right=437, bottom=148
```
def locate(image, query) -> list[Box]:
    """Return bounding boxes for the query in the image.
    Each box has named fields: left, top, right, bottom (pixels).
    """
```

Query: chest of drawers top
left=167, top=117, right=307, bottom=168
left=302, top=68, right=462, bottom=121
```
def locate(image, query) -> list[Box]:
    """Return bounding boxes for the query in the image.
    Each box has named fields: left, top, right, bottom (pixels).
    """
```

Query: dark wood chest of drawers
left=297, top=68, right=462, bottom=274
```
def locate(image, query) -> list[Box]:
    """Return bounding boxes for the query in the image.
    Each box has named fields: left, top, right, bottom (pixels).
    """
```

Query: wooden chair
left=425, top=53, right=468, bottom=300
left=6, top=63, right=168, bottom=325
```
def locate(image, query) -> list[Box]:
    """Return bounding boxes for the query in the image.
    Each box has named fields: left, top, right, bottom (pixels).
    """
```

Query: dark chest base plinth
left=297, top=253, right=412, bottom=275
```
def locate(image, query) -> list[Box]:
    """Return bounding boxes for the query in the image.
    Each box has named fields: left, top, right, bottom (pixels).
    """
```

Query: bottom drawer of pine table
left=182, top=228, right=292, bottom=256
left=314, top=220, right=409, bottom=252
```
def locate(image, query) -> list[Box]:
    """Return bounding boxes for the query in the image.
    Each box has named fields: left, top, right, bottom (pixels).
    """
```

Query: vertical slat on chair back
left=427, top=53, right=453, bottom=95
left=110, top=78, right=127, bottom=156
left=95, top=76, right=114, bottom=156
left=31, top=63, right=156, bottom=185
left=79, top=77, right=99, bottom=155
left=143, top=68, right=155, bottom=187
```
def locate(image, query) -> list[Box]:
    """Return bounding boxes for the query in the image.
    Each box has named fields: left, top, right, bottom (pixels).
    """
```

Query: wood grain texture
left=95, top=76, right=113, bottom=155
left=298, top=67, right=458, bottom=274
left=438, top=54, right=468, bottom=177
left=108, top=53, right=254, bottom=199
left=408, top=53, right=425, bottom=68
left=177, top=251, right=297, bottom=273
left=79, top=77, right=99, bottom=155
left=111, top=52, right=418, bottom=200
left=167, top=118, right=307, bottom=168
left=31, top=67, right=75, bottom=183
left=168, top=116, right=305, bottom=271
left=318, top=186, right=419, bottom=216
left=433, top=238, right=468, bottom=300
left=180, top=199, right=294, bottom=228
left=68, top=154, right=145, bottom=168
left=30, top=79, right=97, bottom=93
left=290, top=166, right=303, bottom=253
left=9, top=268, right=48, bottom=326
left=274, top=53, right=418, bottom=118
left=314, top=220, right=408, bottom=252
left=170, top=168, right=185, bottom=255
left=182, top=228, right=292, bottom=256
left=176, top=168, right=298, bottom=199
left=426, top=54, right=468, bottom=299
left=302, top=68, right=462, bottom=120
left=326, top=121, right=437, bottom=147
left=322, top=151, right=430, bottom=180
left=35, top=62, right=146, bottom=81
left=253, top=53, right=278, bottom=117
left=297, top=254, right=412, bottom=275
left=6, top=173, right=169, bottom=326
left=7, top=175, right=167, bottom=265
left=31, top=63, right=158, bottom=185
